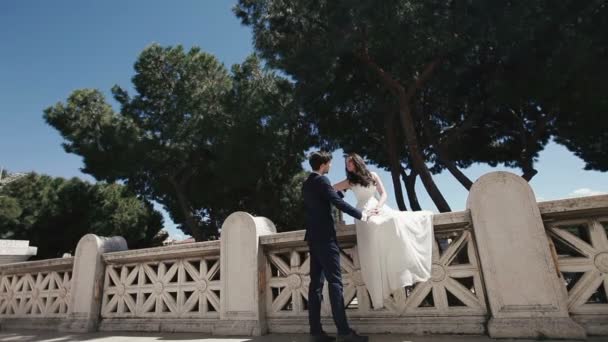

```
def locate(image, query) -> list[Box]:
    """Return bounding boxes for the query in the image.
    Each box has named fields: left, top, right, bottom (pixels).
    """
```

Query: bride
left=333, top=153, right=434, bottom=309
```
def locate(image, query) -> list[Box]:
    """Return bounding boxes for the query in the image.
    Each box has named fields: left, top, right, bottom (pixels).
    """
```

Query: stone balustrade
left=260, top=211, right=487, bottom=335
left=541, top=198, right=608, bottom=336
left=0, top=172, right=606, bottom=339
left=98, top=240, right=222, bottom=332
left=0, top=257, right=73, bottom=330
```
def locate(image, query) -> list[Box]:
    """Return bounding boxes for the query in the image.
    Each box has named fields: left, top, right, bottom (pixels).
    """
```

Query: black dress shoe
left=336, top=330, right=369, bottom=342
left=310, top=332, right=336, bottom=342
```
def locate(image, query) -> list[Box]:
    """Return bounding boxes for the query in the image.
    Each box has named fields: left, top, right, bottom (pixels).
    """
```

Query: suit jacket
left=302, top=172, right=362, bottom=243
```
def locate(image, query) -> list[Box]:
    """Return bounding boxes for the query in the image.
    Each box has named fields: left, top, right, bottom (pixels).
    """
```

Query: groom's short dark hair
left=309, top=151, right=332, bottom=171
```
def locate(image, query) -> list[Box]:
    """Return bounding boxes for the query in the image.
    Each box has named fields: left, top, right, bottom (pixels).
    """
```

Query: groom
left=303, top=151, right=374, bottom=342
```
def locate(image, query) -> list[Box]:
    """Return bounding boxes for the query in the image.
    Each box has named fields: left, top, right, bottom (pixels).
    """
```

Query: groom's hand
left=361, top=208, right=380, bottom=221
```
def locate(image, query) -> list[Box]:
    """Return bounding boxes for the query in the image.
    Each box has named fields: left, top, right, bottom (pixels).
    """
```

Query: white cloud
left=569, top=188, right=607, bottom=198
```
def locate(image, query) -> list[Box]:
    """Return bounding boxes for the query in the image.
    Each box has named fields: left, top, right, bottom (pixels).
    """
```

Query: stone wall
left=0, top=171, right=606, bottom=339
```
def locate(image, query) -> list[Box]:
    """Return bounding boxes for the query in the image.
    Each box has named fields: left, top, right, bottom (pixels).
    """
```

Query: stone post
left=467, top=172, right=586, bottom=339
left=59, top=234, right=127, bottom=332
left=217, top=212, right=276, bottom=336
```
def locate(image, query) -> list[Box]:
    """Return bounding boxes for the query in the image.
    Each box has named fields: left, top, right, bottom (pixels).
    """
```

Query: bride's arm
left=372, top=172, right=388, bottom=209
left=333, top=179, right=351, bottom=192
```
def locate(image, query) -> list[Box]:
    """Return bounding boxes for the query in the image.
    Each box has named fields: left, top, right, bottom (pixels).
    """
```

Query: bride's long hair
left=346, top=153, right=376, bottom=187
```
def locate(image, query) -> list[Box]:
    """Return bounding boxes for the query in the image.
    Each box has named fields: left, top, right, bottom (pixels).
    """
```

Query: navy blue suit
left=302, top=172, right=362, bottom=335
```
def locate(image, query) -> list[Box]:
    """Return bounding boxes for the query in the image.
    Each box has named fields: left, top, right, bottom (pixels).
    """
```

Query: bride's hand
left=368, top=208, right=380, bottom=216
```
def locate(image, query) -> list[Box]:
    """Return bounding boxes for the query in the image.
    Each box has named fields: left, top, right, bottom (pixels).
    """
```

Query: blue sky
left=1, top=1, right=605, bottom=239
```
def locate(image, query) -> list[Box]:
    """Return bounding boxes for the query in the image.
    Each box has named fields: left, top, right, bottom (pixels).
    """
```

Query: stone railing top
left=538, top=194, right=608, bottom=219
left=0, top=256, right=74, bottom=275
left=103, top=239, right=220, bottom=264
left=260, top=210, right=471, bottom=248
left=259, top=195, right=608, bottom=248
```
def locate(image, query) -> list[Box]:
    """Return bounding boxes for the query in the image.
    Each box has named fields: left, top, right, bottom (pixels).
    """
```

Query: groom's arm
left=319, top=176, right=364, bottom=221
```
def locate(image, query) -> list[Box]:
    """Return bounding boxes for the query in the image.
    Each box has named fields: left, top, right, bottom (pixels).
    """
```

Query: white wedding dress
left=351, top=183, right=434, bottom=309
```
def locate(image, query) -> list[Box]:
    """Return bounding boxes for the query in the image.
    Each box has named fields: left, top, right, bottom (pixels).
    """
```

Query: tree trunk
left=511, top=106, right=545, bottom=183
left=521, top=168, right=538, bottom=182
left=169, top=177, right=203, bottom=241
left=416, top=103, right=474, bottom=191
left=384, top=110, right=408, bottom=211
left=357, top=51, right=451, bottom=212
left=436, top=146, right=473, bottom=190
left=401, top=168, right=422, bottom=211
left=398, top=100, right=451, bottom=212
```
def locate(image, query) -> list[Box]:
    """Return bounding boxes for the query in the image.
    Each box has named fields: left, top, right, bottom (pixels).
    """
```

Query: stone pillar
left=59, top=234, right=127, bottom=332
left=217, top=212, right=276, bottom=336
left=467, top=172, right=586, bottom=339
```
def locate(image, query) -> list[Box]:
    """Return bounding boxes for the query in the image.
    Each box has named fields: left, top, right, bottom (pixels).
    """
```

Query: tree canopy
left=45, top=45, right=311, bottom=239
left=0, top=173, right=165, bottom=259
left=235, top=0, right=608, bottom=211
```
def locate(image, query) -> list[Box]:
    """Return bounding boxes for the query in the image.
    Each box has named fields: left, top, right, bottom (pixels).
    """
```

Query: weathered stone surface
left=467, top=171, right=586, bottom=339
left=488, top=317, right=590, bottom=339
left=544, top=216, right=608, bottom=335
left=259, top=210, right=472, bottom=248
left=59, top=235, right=127, bottom=333
left=0, top=256, right=73, bottom=274
left=103, top=240, right=220, bottom=263
left=539, top=194, right=608, bottom=219
left=3, top=330, right=607, bottom=342
left=220, top=212, right=276, bottom=336
left=0, top=257, right=73, bottom=326
left=98, top=318, right=219, bottom=333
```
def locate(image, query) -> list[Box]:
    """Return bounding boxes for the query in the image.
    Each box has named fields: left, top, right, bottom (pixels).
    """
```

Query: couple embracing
left=303, top=151, right=434, bottom=342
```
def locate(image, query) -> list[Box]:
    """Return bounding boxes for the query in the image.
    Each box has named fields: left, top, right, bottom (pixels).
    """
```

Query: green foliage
left=235, top=0, right=607, bottom=203
left=0, top=173, right=165, bottom=259
left=45, top=45, right=311, bottom=239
